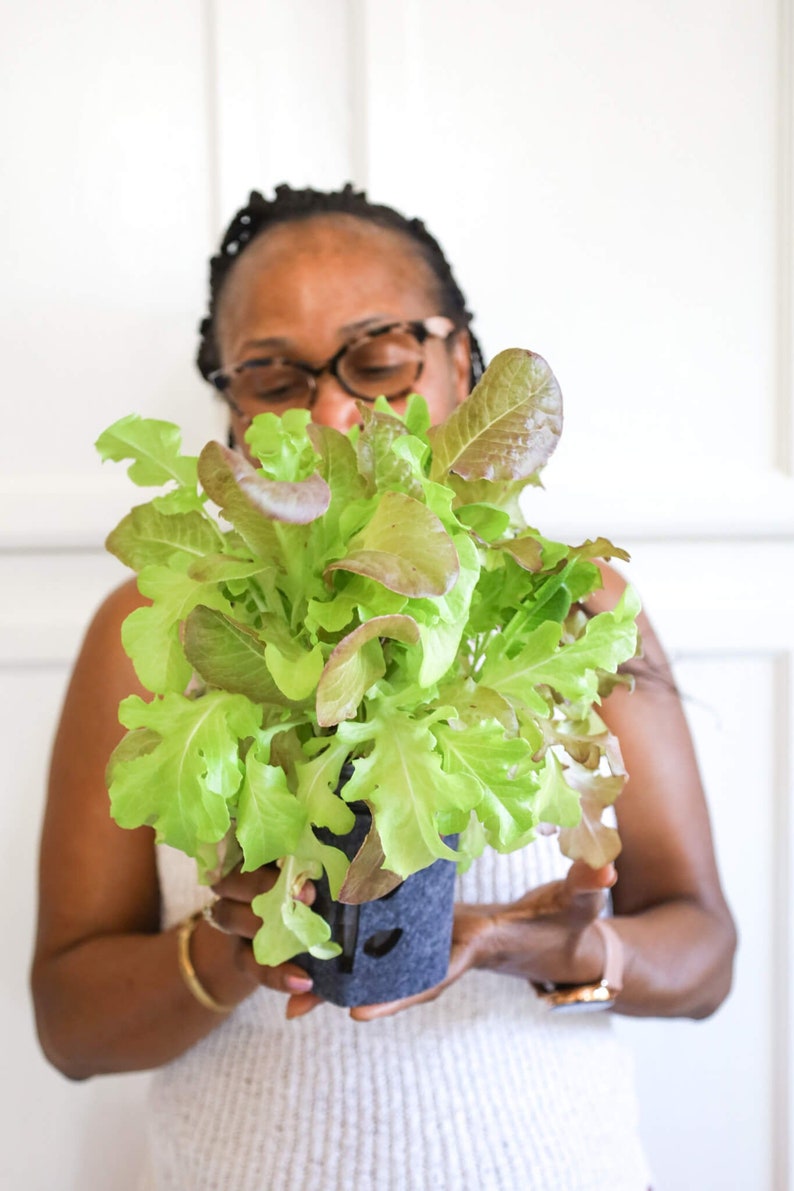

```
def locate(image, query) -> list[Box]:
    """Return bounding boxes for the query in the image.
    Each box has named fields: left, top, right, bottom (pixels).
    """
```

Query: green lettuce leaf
left=106, top=504, right=221, bottom=570
left=336, top=707, right=481, bottom=878
left=108, top=690, right=261, bottom=857
left=96, top=414, right=199, bottom=490
left=122, top=564, right=237, bottom=694
left=433, top=719, right=539, bottom=851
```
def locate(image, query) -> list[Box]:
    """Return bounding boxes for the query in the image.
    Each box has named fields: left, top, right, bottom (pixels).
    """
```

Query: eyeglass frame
left=207, top=314, right=460, bottom=419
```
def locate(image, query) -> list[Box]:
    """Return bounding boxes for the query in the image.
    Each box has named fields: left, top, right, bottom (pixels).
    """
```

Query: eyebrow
left=240, top=315, right=394, bottom=354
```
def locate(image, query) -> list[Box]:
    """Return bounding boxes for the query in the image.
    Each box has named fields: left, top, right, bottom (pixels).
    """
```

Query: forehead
left=217, top=214, right=440, bottom=353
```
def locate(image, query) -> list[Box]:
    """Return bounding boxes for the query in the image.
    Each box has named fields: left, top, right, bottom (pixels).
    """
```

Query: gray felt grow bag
left=298, top=789, right=458, bottom=1008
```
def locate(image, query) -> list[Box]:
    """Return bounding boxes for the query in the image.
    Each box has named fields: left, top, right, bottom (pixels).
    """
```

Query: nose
left=309, top=375, right=362, bottom=432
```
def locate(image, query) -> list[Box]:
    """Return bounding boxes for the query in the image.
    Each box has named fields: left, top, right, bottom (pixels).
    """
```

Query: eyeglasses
left=208, top=315, right=458, bottom=419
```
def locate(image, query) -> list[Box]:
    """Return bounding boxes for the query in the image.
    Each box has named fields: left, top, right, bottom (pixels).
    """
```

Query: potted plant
left=98, top=348, right=640, bottom=1006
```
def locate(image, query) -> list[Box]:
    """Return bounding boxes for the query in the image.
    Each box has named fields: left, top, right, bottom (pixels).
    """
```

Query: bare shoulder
left=36, top=576, right=160, bottom=959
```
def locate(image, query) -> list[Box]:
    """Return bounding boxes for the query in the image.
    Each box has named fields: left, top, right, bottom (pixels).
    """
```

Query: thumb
left=560, top=861, right=616, bottom=925
left=565, top=860, right=617, bottom=895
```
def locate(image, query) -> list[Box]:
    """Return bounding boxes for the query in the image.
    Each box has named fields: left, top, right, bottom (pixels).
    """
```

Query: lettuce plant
left=98, top=349, right=640, bottom=967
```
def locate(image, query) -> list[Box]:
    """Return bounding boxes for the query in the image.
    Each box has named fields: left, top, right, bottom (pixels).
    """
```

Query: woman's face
left=215, top=214, right=472, bottom=446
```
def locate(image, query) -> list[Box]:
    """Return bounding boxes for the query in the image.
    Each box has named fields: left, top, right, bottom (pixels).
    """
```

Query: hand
left=210, top=864, right=323, bottom=1019
left=349, top=860, right=617, bottom=1022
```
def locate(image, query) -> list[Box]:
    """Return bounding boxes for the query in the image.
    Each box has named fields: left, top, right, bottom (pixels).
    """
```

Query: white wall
left=3, top=2, right=792, bottom=1188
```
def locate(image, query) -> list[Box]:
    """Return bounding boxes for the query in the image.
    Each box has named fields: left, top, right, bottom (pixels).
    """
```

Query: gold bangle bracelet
left=176, top=911, right=235, bottom=1015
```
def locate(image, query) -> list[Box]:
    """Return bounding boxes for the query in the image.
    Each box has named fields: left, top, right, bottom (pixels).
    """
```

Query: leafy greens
left=98, top=348, right=640, bottom=967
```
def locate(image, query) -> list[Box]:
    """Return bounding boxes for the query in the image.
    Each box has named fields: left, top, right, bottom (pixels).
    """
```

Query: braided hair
left=196, top=183, right=485, bottom=388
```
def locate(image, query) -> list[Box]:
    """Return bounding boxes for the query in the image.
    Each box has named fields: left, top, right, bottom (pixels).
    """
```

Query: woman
left=32, top=184, right=737, bottom=1190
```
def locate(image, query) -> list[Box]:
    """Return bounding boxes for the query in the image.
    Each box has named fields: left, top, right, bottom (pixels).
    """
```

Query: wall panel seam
left=777, top=0, right=794, bottom=476
left=773, top=650, right=793, bottom=1190
left=201, top=0, right=221, bottom=243
left=348, top=0, right=368, bottom=188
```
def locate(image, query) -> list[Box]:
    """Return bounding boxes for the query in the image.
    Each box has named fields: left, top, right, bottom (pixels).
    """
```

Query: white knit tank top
left=145, top=838, right=651, bottom=1191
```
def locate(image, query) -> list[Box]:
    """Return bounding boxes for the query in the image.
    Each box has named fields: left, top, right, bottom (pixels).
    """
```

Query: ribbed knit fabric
left=146, top=839, right=652, bottom=1191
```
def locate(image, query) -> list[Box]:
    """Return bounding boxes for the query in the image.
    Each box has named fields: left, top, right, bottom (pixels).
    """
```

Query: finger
left=349, top=990, right=433, bottom=1022
left=212, top=864, right=280, bottom=901
left=555, top=863, right=615, bottom=927
left=239, top=947, right=316, bottom=997
left=349, top=942, right=470, bottom=1022
left=564, top=861, right=617, bottom=897
left=213, top=865, right=316, bottom=905
left=285, top=991, right=324, bottom=1019
left=210, top=896, right=263, bottom=940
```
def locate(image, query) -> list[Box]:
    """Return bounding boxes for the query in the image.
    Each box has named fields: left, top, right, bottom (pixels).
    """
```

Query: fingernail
left=285, top=975, right=313, bottom=993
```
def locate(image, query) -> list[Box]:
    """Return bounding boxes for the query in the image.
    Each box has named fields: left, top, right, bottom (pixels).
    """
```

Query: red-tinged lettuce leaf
left=568, top=537, right=631, bottom=564
left=106, top=504, right=221, bottom=571
left=558, top=797, right=622, bottom=867
left=557, top=760, right=625, bottom=867
left=338, top=820, right=403, bottom=904
left=428, top=348, right=563, bottom=482
left=96, top=414, right=198, bottom=490
left=493, top=532, right=545, bottom=572
left=316, top=614, right=421, bottom=726
left=543, top=712, right=621, bottom=771
left=183, top=606, right=294, bottom=708
left=198, top=440, right=331, bottom=531
left=325, top=491, right=459, bottom=597
left=108, top=690, right=261, bottom=856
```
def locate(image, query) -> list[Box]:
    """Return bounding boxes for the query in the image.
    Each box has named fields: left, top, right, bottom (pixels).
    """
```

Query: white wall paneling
left=3, top=1, right=793, bottom=1188
left=609, top=533, right=794, bottom=1188
left=357, top=0, right=794, bottom=532
left=210, top=0, right=365, bottom=219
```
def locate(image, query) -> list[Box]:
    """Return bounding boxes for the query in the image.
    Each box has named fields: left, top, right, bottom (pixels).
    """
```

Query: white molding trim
left=2, top=467, right=792, bottom=552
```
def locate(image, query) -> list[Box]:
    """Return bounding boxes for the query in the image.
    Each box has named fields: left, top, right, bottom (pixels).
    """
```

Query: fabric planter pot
left=298, top=775, right=458, bottom=1008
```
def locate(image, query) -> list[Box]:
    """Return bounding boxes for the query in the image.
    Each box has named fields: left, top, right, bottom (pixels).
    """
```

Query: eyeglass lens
left=230, top=328, right=425, bottom=411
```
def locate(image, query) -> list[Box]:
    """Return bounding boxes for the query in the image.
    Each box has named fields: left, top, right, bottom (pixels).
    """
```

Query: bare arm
left=352, top=566, right=737, bottom=1022
left=30, top=580, right=312, bottom=1080
left=586, top=564, right=737, bottom=1017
